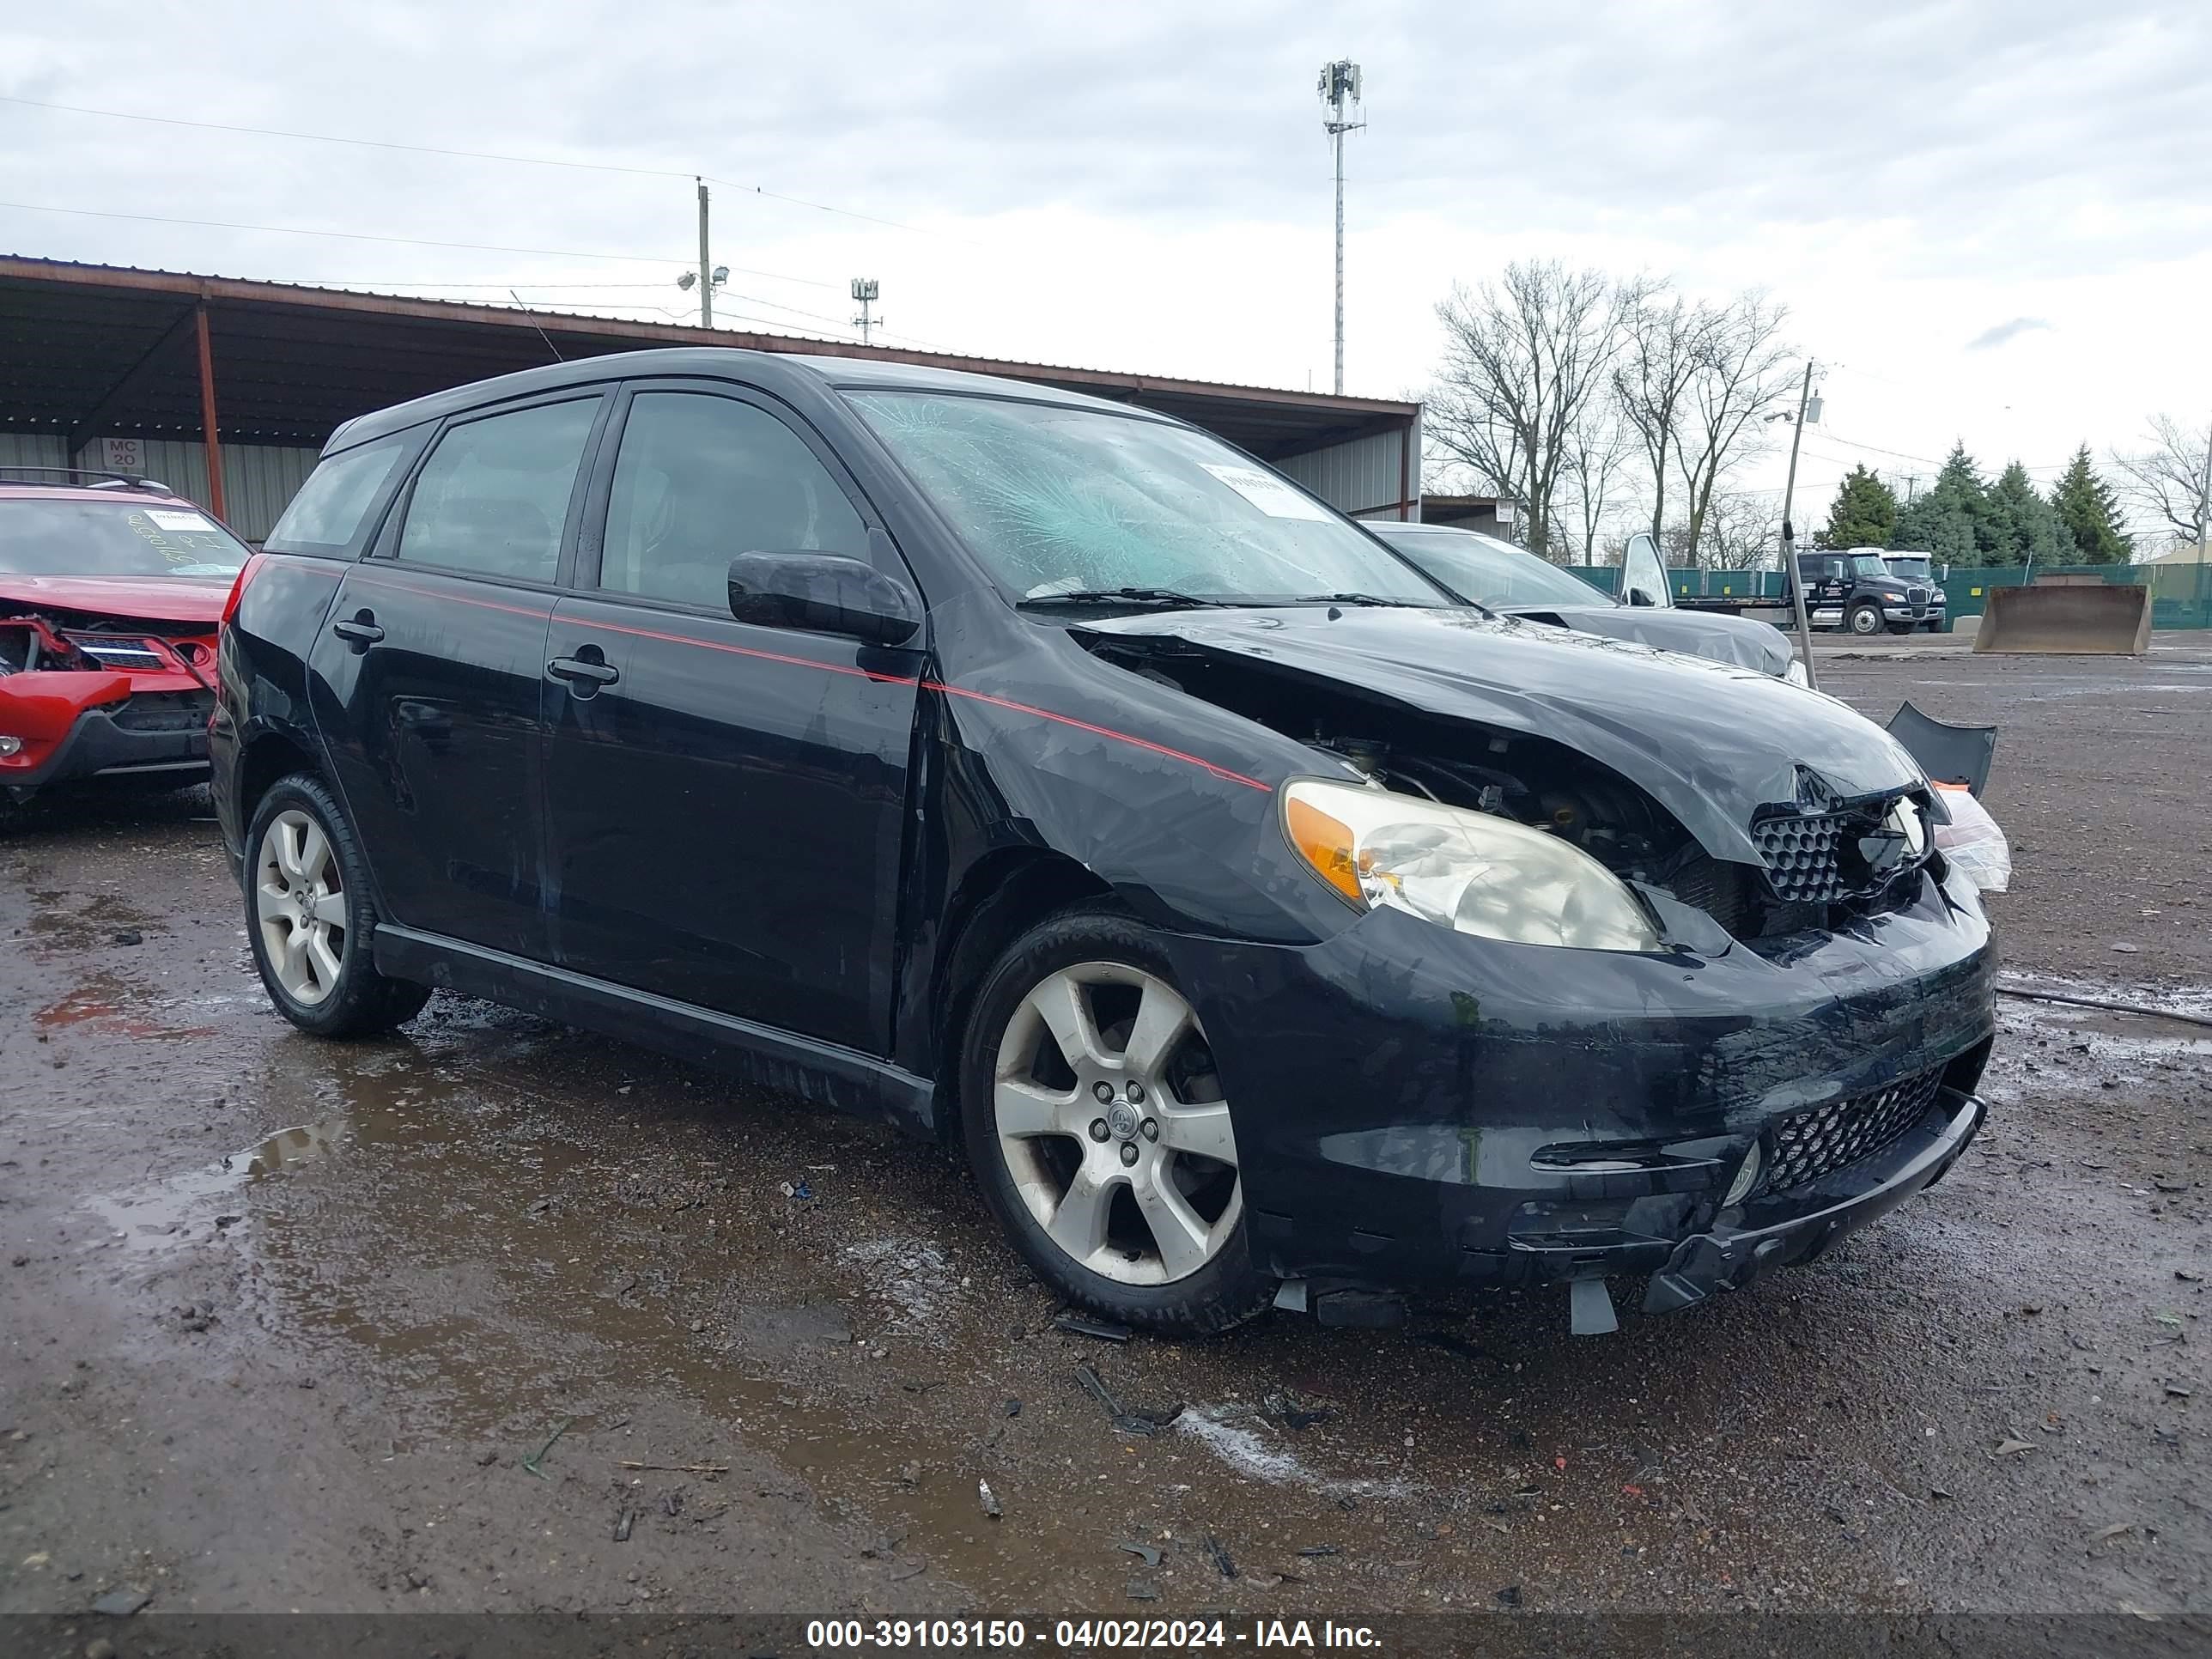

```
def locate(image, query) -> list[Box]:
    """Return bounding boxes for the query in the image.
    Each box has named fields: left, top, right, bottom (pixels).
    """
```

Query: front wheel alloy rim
left=994, top=963, right=1240, bottom=1285
left=256, top=809, right=347, bottom=1004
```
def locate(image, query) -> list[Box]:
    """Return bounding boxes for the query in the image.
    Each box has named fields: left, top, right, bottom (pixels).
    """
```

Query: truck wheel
left=1848, top=602, right=1884, bottom=636
left=245, top=774, right=431, bottom=1037
left=959, top=906, right=1275, bottom=1335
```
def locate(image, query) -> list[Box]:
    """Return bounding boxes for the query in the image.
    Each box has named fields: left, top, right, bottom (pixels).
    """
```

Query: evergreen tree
left=2050, top=444, right=2133, bottom=563
left=1814, top=465, right=1898, bottom=549
left=1983, top=461, right=2063, bottom=567
left=1892, top=442, right=1988, bottom=562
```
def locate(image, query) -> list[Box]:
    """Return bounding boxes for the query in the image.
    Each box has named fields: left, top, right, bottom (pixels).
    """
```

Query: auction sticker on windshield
left=1200, top=462, right=1334, bottom=521
left=145, top=508, right=222, bottom=533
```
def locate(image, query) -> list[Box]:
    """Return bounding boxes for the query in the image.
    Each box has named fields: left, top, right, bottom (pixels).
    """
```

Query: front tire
left=958, top=907, right=1274, bottom=1334
left=1849, top=602, right=1884, bottom=635
left=245, top=774, right=430, bottom=1037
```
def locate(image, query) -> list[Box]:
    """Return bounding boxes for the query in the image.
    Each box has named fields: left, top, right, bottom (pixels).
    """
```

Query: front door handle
left=331, top=611, right=383, bottom=648
left=547, top=655, right=619, bottom=687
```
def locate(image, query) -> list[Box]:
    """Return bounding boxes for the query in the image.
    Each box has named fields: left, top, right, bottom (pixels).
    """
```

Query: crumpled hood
left=0, top=573, right=230, bottom=625
left=1499, top=602, right=1795, bottom=677
left=1077, top=606, right=1923, bottom=866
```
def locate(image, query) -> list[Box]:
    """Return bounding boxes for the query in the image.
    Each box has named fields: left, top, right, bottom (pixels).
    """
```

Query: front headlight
left=1283, top=778, right=1663, bottom=951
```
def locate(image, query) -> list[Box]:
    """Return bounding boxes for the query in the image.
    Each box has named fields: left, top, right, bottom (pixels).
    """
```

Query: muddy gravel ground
left=2, top=644, right=2207, bottom=1638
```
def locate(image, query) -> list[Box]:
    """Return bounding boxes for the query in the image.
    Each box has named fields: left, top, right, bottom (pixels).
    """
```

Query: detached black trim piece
left=370, top=924, right=937, bottom=1133
left=1642, top=1090, right=1985, bottom=1314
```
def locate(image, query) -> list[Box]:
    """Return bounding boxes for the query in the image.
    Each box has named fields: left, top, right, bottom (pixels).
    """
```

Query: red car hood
left=0, top=572, right=232, bottom=625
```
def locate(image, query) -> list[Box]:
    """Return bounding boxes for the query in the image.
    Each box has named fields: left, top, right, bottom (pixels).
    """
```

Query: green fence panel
left=2147, top=561, right=2212, bottom=630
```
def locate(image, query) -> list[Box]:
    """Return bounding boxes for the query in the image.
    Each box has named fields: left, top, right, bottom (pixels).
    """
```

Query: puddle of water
left=732, top=1303, right=853, bottom=1347
left=34, top=975, right=219, bottom=1041
left=82, top=1116, right=357, bottom=1251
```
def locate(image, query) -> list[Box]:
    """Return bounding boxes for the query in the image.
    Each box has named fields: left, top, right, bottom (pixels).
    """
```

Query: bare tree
left=1683, top=491, right=1780, bottom=570
left=1427, top=263, right=1647, bottom=557
left=1673, top=291, right=1794, bottom=561
left=1554, top=394, right=1638, bottom=563
left=1613, top=287, right=1706, bottom=544
left=2108, top=414, right=2212, bottom=547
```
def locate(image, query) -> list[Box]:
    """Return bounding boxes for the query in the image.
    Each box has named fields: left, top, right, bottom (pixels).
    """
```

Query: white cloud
left=2, top=0, right=2205, bottom=518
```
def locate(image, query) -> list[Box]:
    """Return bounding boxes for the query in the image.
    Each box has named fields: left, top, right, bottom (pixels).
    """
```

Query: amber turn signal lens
left=1285, top=794, right=1363, bottom=904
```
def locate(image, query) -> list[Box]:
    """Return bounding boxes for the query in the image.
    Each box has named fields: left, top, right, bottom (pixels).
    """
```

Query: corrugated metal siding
left=1275, top=423, right=1414, bottom=519
left=0, top=433, right=70, bottom=476
left=48, top=440, right=322, bottom=542
left=213, top=445, right=319, bottom=542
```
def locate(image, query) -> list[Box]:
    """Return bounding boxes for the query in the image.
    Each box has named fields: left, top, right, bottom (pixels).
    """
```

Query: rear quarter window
left=265, top=432, right=421, bottom=556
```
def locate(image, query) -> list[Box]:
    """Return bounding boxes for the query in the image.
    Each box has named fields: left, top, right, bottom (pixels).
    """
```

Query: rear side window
left=600, top=392, right=868, bottom=609
left=395, top=398, right=598, bottom=584
left=266, top=434, right=413, bottom=555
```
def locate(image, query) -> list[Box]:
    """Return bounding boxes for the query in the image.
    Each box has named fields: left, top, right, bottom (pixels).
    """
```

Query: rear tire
left=244, top=773, right=430, bottom=1037
left=958, top=906, right=1274, bottom=1335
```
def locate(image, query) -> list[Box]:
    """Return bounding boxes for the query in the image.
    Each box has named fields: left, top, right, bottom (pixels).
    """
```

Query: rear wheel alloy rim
left=255, top=809, right=346, bottom=1005
left=994, top=963, right=1240, bottom=1285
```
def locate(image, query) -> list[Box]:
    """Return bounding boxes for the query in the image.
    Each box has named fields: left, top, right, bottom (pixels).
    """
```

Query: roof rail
left=0, top=466, right=175, bottom=495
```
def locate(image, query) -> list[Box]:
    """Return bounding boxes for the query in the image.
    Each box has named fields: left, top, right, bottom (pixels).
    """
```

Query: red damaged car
left=1, top=475, right=248, bottom=811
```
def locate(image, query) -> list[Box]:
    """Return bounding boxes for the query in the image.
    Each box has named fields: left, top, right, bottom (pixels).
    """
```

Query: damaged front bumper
left=1164, top=866, right=1995, bottom=1325
left=1, top=672, right=213, bottom=799
left=1641, top=1085, right=1982, bottom=1314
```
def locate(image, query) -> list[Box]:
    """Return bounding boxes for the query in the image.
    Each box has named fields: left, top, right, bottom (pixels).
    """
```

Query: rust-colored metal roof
left=0, top=257, right=1415, bottom=459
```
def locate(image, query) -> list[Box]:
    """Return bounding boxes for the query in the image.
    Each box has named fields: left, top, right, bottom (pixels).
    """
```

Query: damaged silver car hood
left=1076, top=606, right=1925, bottom=866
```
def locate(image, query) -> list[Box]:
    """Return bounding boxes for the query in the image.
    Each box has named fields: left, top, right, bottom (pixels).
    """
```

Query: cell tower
left=851, top=278, right=881, bottom=346
left=1317, top=59, right=1364, bottom=396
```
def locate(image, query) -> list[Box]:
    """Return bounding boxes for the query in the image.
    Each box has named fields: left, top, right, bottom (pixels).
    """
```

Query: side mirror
left=1626, top=587, right=1656, bottom=607
left=727, top=550, right=920, bottom=647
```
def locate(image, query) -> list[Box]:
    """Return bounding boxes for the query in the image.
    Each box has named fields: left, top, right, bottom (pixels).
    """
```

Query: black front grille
left=1764, top=1067, right=1946, bottom=1194
left=112, top=690, right=212, bottom=732
left=1752, top=810, right=1852, bottom=902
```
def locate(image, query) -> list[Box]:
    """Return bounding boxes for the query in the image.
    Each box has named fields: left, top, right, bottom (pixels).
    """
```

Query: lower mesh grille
left=1751, top=810, right=1850, bottom=902
left=1764, top=1067, right=1947, bottom=1193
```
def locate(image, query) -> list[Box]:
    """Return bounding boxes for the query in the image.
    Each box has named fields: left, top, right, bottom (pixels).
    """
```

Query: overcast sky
left=4, top=0, right=2207, bottom=531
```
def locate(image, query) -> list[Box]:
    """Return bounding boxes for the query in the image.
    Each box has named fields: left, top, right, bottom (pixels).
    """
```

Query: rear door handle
left=547, top=655, right=619, bottom=687
left=331, top=612, right=383, bottom=647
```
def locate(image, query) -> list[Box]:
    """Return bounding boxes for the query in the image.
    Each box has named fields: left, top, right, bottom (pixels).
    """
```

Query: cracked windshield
left=848, top=391, right=1441, bottom=607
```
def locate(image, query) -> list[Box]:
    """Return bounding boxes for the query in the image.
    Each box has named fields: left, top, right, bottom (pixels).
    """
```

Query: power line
left=0, top=198, right=842, bottom=288
left=0, top=93, right=938, bottom=235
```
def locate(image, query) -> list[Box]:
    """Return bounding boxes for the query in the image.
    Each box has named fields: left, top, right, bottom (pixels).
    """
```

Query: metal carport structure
left=0, top=257, right=1421, bottom=540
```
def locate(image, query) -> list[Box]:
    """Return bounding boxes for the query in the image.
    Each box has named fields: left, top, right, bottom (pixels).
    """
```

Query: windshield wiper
left=1291, top=592, right=1414, bottom=608
left=1016, top=586, right=1231, bottom=611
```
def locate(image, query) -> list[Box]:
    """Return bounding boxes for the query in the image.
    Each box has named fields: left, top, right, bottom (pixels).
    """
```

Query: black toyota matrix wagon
left=213, top=349, right=1995, bottom=1337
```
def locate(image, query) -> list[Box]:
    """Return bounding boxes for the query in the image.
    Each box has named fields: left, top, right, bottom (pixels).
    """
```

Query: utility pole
left=696, top=178, right=714, bottom=329
left=1778, top=360, right=1820, bottom=690
left=1317, top=59, right=1363, bottom=397
left=850, top=278, right=880, bottom=346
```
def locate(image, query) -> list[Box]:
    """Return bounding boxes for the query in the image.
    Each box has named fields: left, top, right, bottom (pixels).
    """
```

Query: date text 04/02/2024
left=803, top=1619, right=1383, bottom=1650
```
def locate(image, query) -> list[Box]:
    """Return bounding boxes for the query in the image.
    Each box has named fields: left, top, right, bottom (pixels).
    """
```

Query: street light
left=677, top=265, right=728, bottom=325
